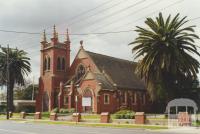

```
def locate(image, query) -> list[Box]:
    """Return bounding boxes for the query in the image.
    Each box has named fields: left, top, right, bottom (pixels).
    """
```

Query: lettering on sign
left=82, top=97, right=91, bottom=106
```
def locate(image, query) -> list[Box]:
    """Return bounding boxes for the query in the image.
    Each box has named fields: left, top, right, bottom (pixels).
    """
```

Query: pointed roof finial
left=80, top=40, right=83, bottom=46
left=53, top=24, right=57, bottom=38
left=66, top=28, right=70, bottom=42
left=41, top=29, right=47, bottom=43
left=80, top=40, right=84, bottom=49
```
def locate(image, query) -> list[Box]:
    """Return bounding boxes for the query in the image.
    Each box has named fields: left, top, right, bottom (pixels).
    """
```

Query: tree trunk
left=9, top=79, right=14, bottom=112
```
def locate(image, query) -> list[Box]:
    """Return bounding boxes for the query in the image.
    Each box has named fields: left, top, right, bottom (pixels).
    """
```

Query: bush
left=0, top=105, right=6, bottom=113
left=115, top=114, right=122, bottom=119
left=51, top=107, right=59, bottom=113
left=42, top=112, right=50, bottom=118
left=113, top=109, right=135, bottom=119
left=59, top=108, right=75, bottom=114
left=14, top=105, right=35, bottom=113
left=59, top=108, right=69, bottom=114
left=68, top=108, right=75, bottom=113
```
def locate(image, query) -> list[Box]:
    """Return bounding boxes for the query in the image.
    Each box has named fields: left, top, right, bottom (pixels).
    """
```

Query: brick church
left=36, top=26, right=150, bottom=113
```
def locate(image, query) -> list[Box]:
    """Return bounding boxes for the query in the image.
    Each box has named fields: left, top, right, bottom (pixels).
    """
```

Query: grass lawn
left=81, top=114, right=124, bottom=120
left=82, top=114, right=100, bottom=119
left=193, top=120, right=200, bottom=127
left=15, top=119, right=168, bottom=130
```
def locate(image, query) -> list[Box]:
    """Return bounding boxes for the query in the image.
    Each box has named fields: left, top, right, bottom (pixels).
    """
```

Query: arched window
left=57, top=57, right=61, bottom=70
left=47, top=57, right=50, bottom=70
left=76, top=64, right=86, bottom=80
left=44, top=56, right=50, bottom=71
left=44, top=58, right=47, bottom=71
left=61, top=58, right=65, bottom=70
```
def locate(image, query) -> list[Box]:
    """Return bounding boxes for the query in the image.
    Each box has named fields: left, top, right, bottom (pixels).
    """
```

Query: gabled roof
left=86, top=51, right=145, bottom=90
left=94, top=73, right=114, bottom=89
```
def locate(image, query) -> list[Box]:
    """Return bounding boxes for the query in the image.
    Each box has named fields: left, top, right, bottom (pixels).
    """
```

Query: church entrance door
left=42, top=91, right=49, bottom=112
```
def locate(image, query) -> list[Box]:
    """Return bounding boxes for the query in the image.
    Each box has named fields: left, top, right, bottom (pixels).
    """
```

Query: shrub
left=0, top=105, right=6, bottom=112
left=115, top=114, right=122, bottom=119
left=59, top=108, right=69, bottom=114
left=42, top=112, right=50, bottom=118
left=14, top=105, right=35, bottom=113
left=68, top=108, right=75, bottom=113
left=113, top=109, right=135, bottom=119
left=51, top=107, right=59, bottom=113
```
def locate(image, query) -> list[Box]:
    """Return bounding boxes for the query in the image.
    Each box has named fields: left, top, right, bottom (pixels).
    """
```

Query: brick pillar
left=97, top=95, right=101, bottom=114
left=72, top=113, right=81, bottom=122
left=50, top=113, right=58, bottom=121
left=49, top=76, right=55, bottom=111
left=68, top=82, right=74, bottom=109
left=9, top=111, right=13, bottom=118
left=101, top=112, right=110, bottom=123
left=36, top=77, right=43, bottom=112
left=135, top=112, right=146, bottom=124
left=34, top=112, right=42, bottom=119
left=58, top=82, right=64, bottom=110
left=20, top=112, right=26, bottom=119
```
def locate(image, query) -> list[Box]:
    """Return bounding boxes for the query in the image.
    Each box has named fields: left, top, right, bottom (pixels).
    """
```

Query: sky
left=0, top=0, right=200, bottom=83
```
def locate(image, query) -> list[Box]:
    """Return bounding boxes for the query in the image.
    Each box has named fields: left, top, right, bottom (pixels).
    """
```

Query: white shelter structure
left=166, top=98, right=198, bottom=115
left=166, top=98, right=198, bottom=127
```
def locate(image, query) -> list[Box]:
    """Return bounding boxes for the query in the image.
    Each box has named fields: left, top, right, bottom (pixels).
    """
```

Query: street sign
left=82, top=97, right=91, bottom=106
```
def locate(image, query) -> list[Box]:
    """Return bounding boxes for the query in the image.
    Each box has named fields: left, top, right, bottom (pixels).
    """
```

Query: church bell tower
left=36, top=25, right=71, bottom=111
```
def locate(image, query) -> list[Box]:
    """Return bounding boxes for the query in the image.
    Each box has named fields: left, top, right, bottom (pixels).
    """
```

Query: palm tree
left=129, top=13, right=200, bottom=101
left=0, top=47, right=31, bottom=111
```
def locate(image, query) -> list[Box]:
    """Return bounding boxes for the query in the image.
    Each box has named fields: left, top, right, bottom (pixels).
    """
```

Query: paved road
left=0, top=121, right=198, bottom=134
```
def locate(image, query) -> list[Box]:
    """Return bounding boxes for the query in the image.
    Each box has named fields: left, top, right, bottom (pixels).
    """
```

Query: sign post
left=75, top=95, right=78, bottom=124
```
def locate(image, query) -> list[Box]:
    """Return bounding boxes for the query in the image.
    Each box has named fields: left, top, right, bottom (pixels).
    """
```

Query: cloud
left=0, top=0, right=200, bottom=82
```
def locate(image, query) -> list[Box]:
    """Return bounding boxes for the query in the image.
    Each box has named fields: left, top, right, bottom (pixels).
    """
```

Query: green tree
left=129, top=13, right=200, bottom=101
left=14, top=84, right=38, bottom=100
left=0, top=47, right=31, bottom=111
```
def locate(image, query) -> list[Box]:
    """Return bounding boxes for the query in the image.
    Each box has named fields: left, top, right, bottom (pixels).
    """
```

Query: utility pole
left=32, top=76, right=34, bottom=101
left=6, top=44, right=10, bottom=120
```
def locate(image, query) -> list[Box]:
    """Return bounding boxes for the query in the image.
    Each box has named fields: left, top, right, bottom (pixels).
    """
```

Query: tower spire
left=53, top=24, right=57, bottom=39
left=66, top=28, right=70, bottom=43
left=41, top=29, right=47, bottom=43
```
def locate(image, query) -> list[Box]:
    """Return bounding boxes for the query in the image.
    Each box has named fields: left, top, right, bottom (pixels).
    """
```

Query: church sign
left=82, top=97, right=92, bottom=106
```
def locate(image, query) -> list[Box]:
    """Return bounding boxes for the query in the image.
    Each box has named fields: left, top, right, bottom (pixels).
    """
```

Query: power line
left=65, top=0, right=116, bottom=22
left=90, top=0, right=164, bottom=33
left=189, top=16, right=200, bottom=21
left=67, top=0, right=131, bottom=26
left=0, top=0, right=186, bottom=37
left=0, top=29, right=135, bottom=36
left=60, top=0, right=184, bottom=45
left=0, top=0, right=198, bottom=47
left=98, top=0, right=185, bottom=33
left=0, top=0, right=146, bottom=36
left=70, top=0, right=185, bottom=43
left=119, top=0, right=185, bottom=29
left=70, top=0, right=146, bottom=30
left=20, top=30, right=135, bottom=51
left=45, top=0, right=117, bottom=29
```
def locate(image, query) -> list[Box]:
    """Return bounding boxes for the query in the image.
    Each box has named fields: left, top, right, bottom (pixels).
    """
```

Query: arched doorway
left=82, top=88, right=93, bottom=113
left=42, top=91, right=49, bottom=112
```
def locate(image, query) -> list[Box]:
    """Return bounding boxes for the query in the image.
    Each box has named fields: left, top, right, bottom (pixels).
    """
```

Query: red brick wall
left=36, top=44, right=151, bottom=113
left=98, top=91, right=117, bottom=114
left=36, top=38, right=70, bottom=112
